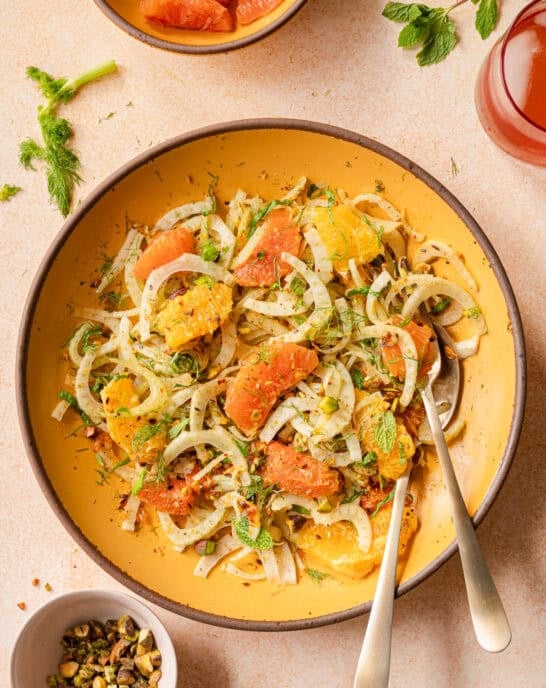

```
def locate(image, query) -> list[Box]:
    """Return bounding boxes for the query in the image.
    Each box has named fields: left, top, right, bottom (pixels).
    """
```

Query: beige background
left=1, top=1, right=545, bottom=686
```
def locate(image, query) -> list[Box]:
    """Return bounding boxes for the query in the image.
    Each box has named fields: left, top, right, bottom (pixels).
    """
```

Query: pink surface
left=1, top=1, right=545, bottom=686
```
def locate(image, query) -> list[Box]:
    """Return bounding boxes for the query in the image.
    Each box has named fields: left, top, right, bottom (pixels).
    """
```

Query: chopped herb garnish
left=194, top=274, right=214, bottom=290
left=370, top=489, right=395, bottom=518
left=234, top=439, right=250, bottom=457
left=171, top=351, right=199, bottom=375
left=354, top=451, right=378, bottom=468
left=465, top=306, right=481, bottom=319
left=167, top=417, right=189, bottom=439
left=248, top=199, right=291, bottom=237
left=201, top=171, right=219, bottom=216
left=431, top=297, right=451, bottom=314
left=341, top=488, right=366, bottom=504
left=291, top=504, right=311, bottom=515
left=132, top=414, right=173, bottom=451
left=351, top=368, right=365, bottom=390
left=81, top=324, right=102, bottom=352
left=306, top=568, right=331, bottom=583
left=58, top=390, right=93, bottom=426
left=325, top=187, right=336, bottom=223
left=290, top=276, right=307, bottom=297
left=131, top=468, right=148, bottom=496
left=98, top=290, right=125, bottom=310
left=0, top=184, right=21, bottom=202
left=201, top=240, right=220, bottom=262
left=346, top=286, right=371, bottom=298
left=375, top=179, right=385, bottom=193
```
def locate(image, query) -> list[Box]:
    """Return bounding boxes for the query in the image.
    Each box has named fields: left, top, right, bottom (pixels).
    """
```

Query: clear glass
left=475, top=0, right=546, bottom=166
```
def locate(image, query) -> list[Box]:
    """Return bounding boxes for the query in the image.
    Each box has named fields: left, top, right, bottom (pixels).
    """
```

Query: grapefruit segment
left=261, top=441, right=342, bottom=498
left=224, top=342, right=318, bottom=435
left=140, top=0, right=235, bottom=32
left=236, top=0, right=284, bottom=24
left=233, top=207, right=301, bottom=287
left=134, top=225, right=196, bottom=282
left=139, top=477, right=197, bottom=516
left=381, top=315, right=435, bottom=380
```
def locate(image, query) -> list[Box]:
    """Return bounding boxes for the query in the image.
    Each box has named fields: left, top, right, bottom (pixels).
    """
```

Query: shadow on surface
left=176, top=633, right=230, bottom=688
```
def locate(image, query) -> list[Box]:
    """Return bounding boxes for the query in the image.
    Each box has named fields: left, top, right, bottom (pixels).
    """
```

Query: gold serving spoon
left=353, top=319, right=510, bottom=688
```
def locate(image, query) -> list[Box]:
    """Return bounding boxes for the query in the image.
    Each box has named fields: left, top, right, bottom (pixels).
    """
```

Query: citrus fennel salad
left=53, top=177, right=486, bottom=584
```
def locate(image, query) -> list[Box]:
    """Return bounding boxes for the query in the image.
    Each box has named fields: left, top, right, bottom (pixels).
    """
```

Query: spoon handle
left=353, top=473, right=409, bottom=688
left=421, top=386, right=511, bottom=653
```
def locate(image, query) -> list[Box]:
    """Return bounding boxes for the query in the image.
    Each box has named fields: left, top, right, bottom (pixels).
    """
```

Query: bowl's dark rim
left=16, top=118, right=526, bottom=632
left=92, top=0, right=308, bottom=54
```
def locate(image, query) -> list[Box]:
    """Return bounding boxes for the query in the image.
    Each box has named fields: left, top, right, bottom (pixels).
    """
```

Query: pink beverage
left=475, top=0, right=546, bottom=165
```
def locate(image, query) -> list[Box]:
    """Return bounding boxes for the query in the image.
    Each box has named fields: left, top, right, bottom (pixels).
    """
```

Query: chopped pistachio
left=317, top=498, right=333, bottom=513
left=149, top=669, right=162, bottom=687
left=78, top=665, right=96, bottom=680
left=149, top=649, right=161, bottom=668
left=136, top=628, right=154, bottom=655
left=117, top=615, right=137, bottom=640
left=104, top=665, right=118, bottom=683
left=134, top=653, right=154, bottom=677
left=318, top=396, right=339, bottom=414
left=74, top=623, right=90, bottom=639
left=117, top=666, right=136, bottom=685
left=59, top=661, right=80, bottom=678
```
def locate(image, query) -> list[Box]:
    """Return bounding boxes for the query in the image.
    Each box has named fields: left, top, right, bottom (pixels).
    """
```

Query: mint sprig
left=382, top=0, right=500, bottom=65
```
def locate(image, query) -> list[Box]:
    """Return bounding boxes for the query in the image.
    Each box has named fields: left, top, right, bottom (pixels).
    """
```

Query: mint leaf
left=233, top=516, right=274, bottom=550
left=475, top=0, right=498, bottom=39
left=383, top=2, right=427, bottom=22
left=398, top=21, right=427, bottom=47
left=416, top=11, right=457, bottom=66
left=373, top=411, right=397, bottom=453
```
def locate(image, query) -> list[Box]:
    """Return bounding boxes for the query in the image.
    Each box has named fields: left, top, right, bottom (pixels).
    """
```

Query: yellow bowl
left=17, top=120, right=526, bottom=630
left=93, top=0, right=308, bottom=53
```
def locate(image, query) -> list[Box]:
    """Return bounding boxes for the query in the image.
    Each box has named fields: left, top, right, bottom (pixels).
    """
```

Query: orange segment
left=236, top=0, right=284, bottom=24
left=139, top=477, right=197, bottom=516
left=224, top=342, right=318, bottom=435
left=139, top=0, right=234, bottom=31
left=154, top=282, right=232, bottom=350
left=261, top=441, right=342, bottom=498
left=233, top=207, right=301, bottom=287
left=295, top=504, right=418, bottom=578
left=134, top=226, right=196, bottom=281
left=355, top=394, right=415, bottom=480
left=312, top=205, right=382, bottom=272
left=381, top=316, right=435, bottom=379
left=100, top=378, right=166, bottom=462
